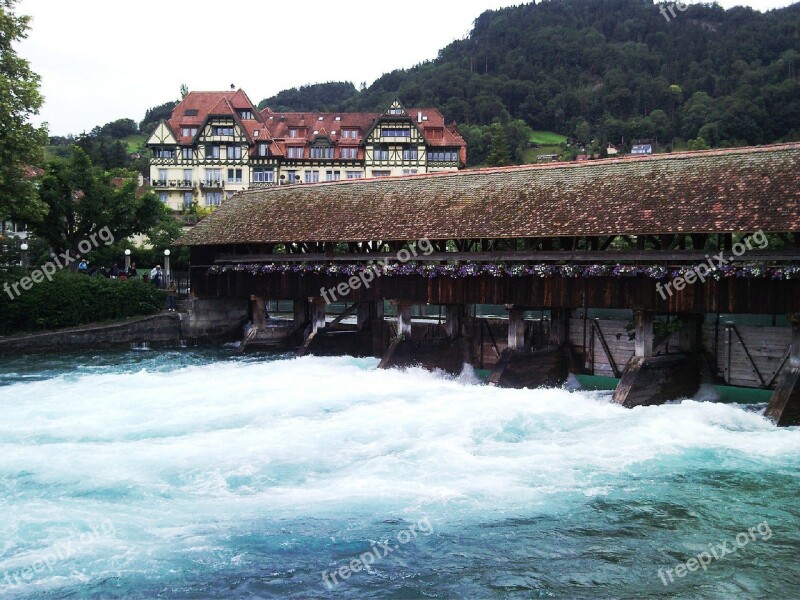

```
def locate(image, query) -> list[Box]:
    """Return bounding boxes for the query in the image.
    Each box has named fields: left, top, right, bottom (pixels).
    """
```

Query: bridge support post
left=310, top=297, right=326, bottom=334
left=293, top=298, right=307, bottom=327
left=397, top=302, right=412, bottom=338
left=445, top=305, right=462, bottom=338
left=357, top=302, right=371, bottom=330
left=549, top=308, right=569, bottom=346
left=765, top=315, right=800, bottom=426
left=612, top=310, right=701, bottom=408
left=508, top=306, right=525, bottom=350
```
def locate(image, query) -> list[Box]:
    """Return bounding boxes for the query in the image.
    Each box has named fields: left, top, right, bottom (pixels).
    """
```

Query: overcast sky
left=15, top=0, right=798, bottom=136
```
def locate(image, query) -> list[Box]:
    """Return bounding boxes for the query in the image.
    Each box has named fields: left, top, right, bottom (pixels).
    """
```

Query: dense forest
left=258, top=0, right=800, bottom=163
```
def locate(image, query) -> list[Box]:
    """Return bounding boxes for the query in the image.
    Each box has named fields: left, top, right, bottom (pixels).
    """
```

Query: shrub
left=0, top=268, right=165, bottom=335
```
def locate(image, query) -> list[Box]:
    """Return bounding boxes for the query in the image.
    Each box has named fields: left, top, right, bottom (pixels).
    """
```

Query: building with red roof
left=146, top=91, right=466, bottom=211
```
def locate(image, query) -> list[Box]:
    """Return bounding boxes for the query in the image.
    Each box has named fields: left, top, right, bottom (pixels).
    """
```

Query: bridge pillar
left=445, top=305, right=462, bottom=338
left=310, top=297, right=326, bottom=334
left=397, top=302, right=412, bottom=338
left=613, top=310, right=700, bottom=408
left=357, top=302, right=371, bottom=330
left=251, top=295, right=267, bottom=331
left=765, top=315, right=800, bottom=426
left=549, top=308, right=570, bottom=346
left=634, top=309, right=653, bottom=358
left=508, top=306, right=525, bottom=350
left=293, top=298, right=307, bottom=326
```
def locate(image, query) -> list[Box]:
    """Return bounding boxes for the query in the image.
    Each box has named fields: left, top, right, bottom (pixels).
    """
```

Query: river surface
left=0, top=349, right=798, bottom=599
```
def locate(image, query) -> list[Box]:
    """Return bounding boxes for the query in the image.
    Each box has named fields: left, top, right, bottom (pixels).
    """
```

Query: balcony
left=250, top=181, right=277, bottom=188
left=153, top=179, right=196, bottom=189
left=201, top=180, right=224, bottom=189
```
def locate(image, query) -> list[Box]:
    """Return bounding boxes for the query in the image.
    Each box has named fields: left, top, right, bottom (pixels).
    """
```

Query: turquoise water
left=0, top=349, right=798, bottom=598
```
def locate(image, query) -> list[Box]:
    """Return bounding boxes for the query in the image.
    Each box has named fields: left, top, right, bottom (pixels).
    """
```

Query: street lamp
left=164, top=248, right=171, bottom=287
left=20, top=242, right=29, bottom=269
left=124, top=248, right=131, bottom=272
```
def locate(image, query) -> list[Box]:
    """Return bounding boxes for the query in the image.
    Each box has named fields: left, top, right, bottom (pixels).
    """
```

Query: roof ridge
left=234, top=142, right=800, bottom=196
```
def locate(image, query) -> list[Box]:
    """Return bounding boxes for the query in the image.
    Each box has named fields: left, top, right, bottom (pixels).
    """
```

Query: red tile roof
left=177, top=143, right=800, bottom=246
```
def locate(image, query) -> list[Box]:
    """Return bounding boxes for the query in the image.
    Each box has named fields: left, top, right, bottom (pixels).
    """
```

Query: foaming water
left=0, top=350, right=798, bottom=599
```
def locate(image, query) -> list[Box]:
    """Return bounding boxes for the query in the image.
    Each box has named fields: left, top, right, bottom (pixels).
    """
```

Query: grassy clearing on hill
left=530, top=131, right=567, bottom=146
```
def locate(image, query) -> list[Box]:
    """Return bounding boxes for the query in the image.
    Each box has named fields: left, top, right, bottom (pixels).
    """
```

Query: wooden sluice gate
left=175, top=143, right=800, bottom=425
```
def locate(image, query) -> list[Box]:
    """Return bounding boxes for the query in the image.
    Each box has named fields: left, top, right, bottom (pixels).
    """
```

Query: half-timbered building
left=147, top=91, right=466, bottom=211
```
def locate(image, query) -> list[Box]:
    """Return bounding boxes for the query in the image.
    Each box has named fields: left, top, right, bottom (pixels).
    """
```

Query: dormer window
left=238, top=110, right=254, bottom=120
left=289, top=128, right=299, bottom=138
left=213, top=126, right=234, bottom=136
left=181, top=127, right=198, bottom=137
left=184, top=109, right=199, bottom=116
left=342, top=129, right=359, bottom=139
left=258, top=143, right=268, bottom=156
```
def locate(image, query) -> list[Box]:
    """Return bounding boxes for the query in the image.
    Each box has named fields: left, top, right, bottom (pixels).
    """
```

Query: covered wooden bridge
left=177, top=142, right=800, bottom=424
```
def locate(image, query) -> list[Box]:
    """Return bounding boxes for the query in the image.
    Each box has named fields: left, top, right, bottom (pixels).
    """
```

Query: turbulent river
left=0, top=350, right=798, bottom=599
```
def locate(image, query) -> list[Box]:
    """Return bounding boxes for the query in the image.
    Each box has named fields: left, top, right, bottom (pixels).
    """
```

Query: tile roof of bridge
left=177, top=143, right=800, bottom=246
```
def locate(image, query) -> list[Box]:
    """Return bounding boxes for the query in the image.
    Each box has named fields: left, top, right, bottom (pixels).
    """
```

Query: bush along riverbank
left=0, top=268, right=165, bottom=336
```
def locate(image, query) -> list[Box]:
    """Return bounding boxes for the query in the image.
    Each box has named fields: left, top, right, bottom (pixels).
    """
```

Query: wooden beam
left=214, top=249, right=800, bottom=264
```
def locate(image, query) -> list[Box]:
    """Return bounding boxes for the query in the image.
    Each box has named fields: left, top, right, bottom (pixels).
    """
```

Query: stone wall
left=0, top=313, right=182, bottom=355
left=183, top=297, right=249, bottom=342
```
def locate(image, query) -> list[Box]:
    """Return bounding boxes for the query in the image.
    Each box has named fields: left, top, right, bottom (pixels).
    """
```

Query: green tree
left=486, top=122, right=512, bottom=166
left=32, top=148, right=164, bottom=258
left=0, top=0, right=47, bottom=222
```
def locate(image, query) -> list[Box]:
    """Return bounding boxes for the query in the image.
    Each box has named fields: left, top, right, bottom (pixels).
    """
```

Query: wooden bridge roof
left=177, top=143, right=800, bottom=246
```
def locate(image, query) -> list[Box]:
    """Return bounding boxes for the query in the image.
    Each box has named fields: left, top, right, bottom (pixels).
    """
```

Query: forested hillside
left=259, top=0, right=800, bottom=163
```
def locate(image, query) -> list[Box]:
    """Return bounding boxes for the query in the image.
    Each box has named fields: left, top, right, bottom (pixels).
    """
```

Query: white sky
left=15, top=0, right=799, bottom=136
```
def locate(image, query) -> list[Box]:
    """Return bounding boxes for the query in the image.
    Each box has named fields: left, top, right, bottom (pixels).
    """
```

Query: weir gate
left=178, top=143, right=800, bottom=425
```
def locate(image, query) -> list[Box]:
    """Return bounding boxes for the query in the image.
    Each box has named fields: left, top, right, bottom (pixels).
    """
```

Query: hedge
left=0, top=268, right=166, bottom=335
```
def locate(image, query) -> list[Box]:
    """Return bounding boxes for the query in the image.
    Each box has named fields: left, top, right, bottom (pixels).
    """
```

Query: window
left=181, top=127, right=198, bottom=137
left=205, top=168, right=221, bottom=184
left=205, top=191, right=222, bottom=206
left=402, top=169, right=418, bottom=175
left=183, top=169, right=192, bottom=184
left=310, top=147, right=334, bottom=159
left=159, top=192, right=168, bottom=204
left=426, top=150, right=459, bottom=162
left=158, top=169, right=167, bottom=183
left=154, top=148, right=174, bottom=158
left=284, top=170, right=298, bottom=183
left=373, top=144, right=389, bottom=161
left=341, top=147, right=358, bottom=159
left=227, top=168, right=243, bottom=183
left=346, top=171, right=362, bottom=179
left=325, top=170, right=341, bottom=181
left=287, top=146, right=304, bottom=159
left=304, top=170, right=319, bottom=183
left=206, top=144, right=220, bottom=159
left=226, top=191, right=236, bottom=200
left=181, top=147, right=192, bottom=160
left=402, top=147, right=418, bottom=160
left=387, top=107, right=404, bottom=115
left=258, top=143, right=268, bottom=156
left=373, top=170, right=391, bottom=177
left=227, top=145, right=242, bottom=160
left=342, top=129, right=359, bottom=138
left=289, top=128, right=299, bottom=138
left=252, top=168, right=274, bottom=183
left=382, top=128, right=411, bottom=138
left=238, top=110, right=254, bottom=120
left=213, top=126, right=234, bottom=136
left=184, top=109, right=199, bottom=116
left=183, top=192, right=194, bottom=209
